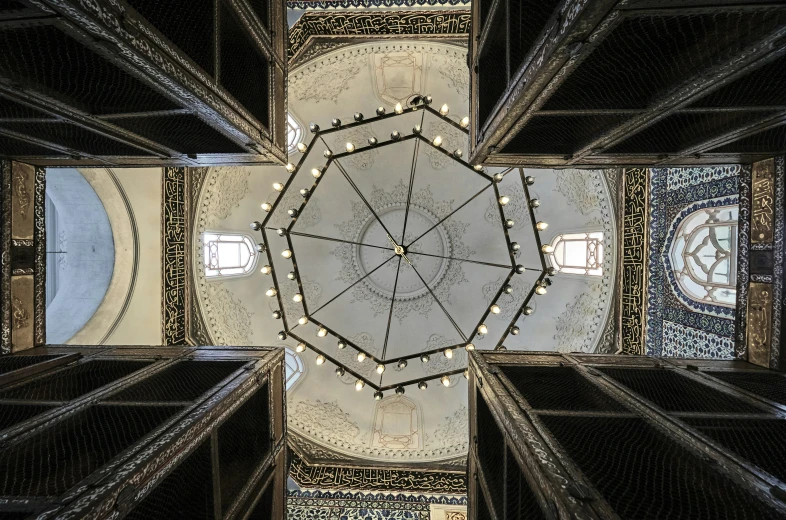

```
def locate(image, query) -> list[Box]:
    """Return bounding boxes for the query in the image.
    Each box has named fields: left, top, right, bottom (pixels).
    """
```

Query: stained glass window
left=203, top=232, right=258, bottom=278
left=287, top=113, right=303, bottom=154
left=548, top=232, right=604, bottom=276
left=284, top=348, right=304, bottom=390
left=669, top=205, right=738, bottom=307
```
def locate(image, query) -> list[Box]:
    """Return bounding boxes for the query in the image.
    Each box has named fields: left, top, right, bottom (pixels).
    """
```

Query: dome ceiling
left=192, top=41, right=618, bottom=467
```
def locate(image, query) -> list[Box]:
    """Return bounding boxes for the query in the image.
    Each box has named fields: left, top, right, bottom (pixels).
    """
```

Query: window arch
left=547, top=231, right=604, bottom=276
left=371, top=395, right=421, bottom=449
left=669, top=205, right=738, bottom=308
left=284, top=347, right=305, bottom=391
left=286, top=113, right=303, bottom=154
left=202, top=232, right=259, bottom=278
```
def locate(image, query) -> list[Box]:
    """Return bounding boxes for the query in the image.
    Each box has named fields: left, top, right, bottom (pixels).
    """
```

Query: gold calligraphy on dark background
left=620, top=168, right=648, bottom=355
left=746, top=282, right=772, bottom=367
left=162, top=167, right=186, bottom=345
left=289, top=454, right=467, bottom=494
left=751, top=158, right=774, bottom=244
left=289, top=11, right=471, bottom=60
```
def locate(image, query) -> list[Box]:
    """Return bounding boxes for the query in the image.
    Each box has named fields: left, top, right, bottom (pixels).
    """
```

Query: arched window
left=287, top=113, right=303, bottom=154
left=202, top=232, right=259, bottom=278
left=284, top=347, right=305, bottom=390
left=669, top=205, right=738, bottom=308
left=371, top=395, right=421, bottom=449
left=547, top=232, right=604, bottom=276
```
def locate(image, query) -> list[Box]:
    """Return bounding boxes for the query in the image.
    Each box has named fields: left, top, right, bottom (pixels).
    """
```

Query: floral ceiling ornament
left=252, top=98, right=551, bottom=395
left=372, top=50, right=425, bottom=106
left=291, top=54, right=363, bottom=104
left=554, top=169, right=604, bottom=216
left=331, top=180, right=471, bottom=321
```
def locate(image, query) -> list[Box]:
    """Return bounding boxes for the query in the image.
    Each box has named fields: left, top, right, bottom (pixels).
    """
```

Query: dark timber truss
left=469, top=351, right=786, bottom=519
left=469, top=0, right=786, bottom=167
left=0, top=0, right=287, bottom=166
left=0, top=345, right=287, bottom=519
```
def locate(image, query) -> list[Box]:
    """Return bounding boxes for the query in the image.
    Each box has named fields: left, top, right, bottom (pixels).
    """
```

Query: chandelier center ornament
left=354, top=202, right=450, bottom=300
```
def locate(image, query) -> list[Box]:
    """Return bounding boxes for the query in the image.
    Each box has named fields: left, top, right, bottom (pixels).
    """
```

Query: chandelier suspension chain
left=284, top=230, right=395, bottom=251
left=405, top=182, right=494, bottom=250
left=381, top=256, right=403, bottom=361
left=408, top=259, right=468, bottom=342
left=406, top=251, right=514, bottom=270
left=399, top=110, right=426, bottom=243
left=308, top=255, right=397, bottom=317
left=320, top=136, right=399, bottom=241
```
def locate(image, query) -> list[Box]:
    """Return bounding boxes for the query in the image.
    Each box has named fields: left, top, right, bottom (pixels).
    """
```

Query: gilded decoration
left=287, top=489, right=467, bottom=520
left=288, top=11, right=471, bottom=62
left=162, top=167, right=187, bottom=345
left=1, top=160, right=11, bottom=353
left=33, top=166, right=45, bottom=346
left=10, top=275, right=34, bottom=351
left=10, top=161, right=34, bottom=240
left=288, top=453, right=467, bottom=494
left=771, top=156, right=784, bottom=368
left=746, top=282, right=772, bottom=367
left=185, top=167, right=212, bottom=346
left=751, top=158, right=774, bottom=244
left=620, top=167, right=648, bottom=355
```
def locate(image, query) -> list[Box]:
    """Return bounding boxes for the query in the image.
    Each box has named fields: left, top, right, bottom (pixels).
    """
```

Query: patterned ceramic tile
left=661, top=321, right=734, bottom=359
left=287, top=490, right=466, bottom=520
left=646, top=167, right=739, bottom=357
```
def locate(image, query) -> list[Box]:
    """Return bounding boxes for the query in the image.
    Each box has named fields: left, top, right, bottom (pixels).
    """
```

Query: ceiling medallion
left=252, top=97, right=551, bottom=397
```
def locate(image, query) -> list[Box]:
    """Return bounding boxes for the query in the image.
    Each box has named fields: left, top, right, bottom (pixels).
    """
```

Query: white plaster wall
left=46, top=168, right=114, bottom=343
left=103, top=168, right=162, bottom=345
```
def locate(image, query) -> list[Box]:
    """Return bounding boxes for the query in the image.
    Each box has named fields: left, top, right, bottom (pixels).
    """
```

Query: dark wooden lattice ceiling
left=0, top=0, right=288, bottom=166
left=469, top=0, right=786, bottom=167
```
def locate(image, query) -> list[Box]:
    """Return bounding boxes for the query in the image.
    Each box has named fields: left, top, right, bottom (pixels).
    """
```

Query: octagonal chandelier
left=251, top=96, right=553, bottom=398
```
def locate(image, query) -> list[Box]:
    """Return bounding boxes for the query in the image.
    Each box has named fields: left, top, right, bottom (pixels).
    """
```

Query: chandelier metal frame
left=251, top=98, right=551, bottom=395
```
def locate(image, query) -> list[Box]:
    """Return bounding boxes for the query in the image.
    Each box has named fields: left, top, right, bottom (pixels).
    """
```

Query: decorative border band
left=162, top=167, right=187, bottom=345
left=619, top=167, right=648, bottom=355
left=1, top=160, right=10, bottom=354
left=289, top=453, right=467, bottom=494
left=34, top=166, right=45, bottom=346
left=288, top=10, right=470, bottom=61
left=288, top=0, right=469, bottom=9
